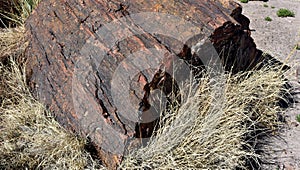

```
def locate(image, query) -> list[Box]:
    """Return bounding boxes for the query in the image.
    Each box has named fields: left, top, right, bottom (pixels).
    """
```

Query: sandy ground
left=236, top=0, right=300, bottom=169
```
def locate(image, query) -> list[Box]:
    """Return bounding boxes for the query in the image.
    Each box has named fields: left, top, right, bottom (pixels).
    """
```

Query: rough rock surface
left=25, top=0, right=266, bottom=168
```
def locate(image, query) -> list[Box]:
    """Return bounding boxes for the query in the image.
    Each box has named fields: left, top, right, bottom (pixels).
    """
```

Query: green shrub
left=297, top=114, right=300, bottom=123
left=263, top=4, right=268, bottom=7
left=271, top=6, right=275, bottom=9
left=265, top=17, right=272, bottom=21
left=239, top=0, right=249, bottom=3
left=277, top=8, right=295, bottom=17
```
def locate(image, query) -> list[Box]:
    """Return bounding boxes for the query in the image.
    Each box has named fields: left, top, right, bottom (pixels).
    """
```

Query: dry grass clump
left=228, top=66, right=287, bottom=131
left=0, top=58, right=288, bottom=169
left=0, top=0, right=36, bottom=60
left=0, top=1, right=105, bottom=169
left=0, top=0, right=40, bottom=60
left=120, top=64, right=287, bottom=169
left=0, top=27, right=27, bottom=60
left=0, top=58, right=98, bottom=169
left=0, top=0, right=41, bottom=27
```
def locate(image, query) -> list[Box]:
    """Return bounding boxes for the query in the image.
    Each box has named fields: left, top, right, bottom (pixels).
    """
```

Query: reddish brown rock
left=24, top=0, right=265, bottom=168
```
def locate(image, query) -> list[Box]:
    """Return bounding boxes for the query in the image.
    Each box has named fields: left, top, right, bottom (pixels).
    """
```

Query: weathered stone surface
left=24, top=0, right=265, bottom=168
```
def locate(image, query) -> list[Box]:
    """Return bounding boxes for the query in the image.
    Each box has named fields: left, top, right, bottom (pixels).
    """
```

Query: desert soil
left=236, top=0, right=300, bottom=169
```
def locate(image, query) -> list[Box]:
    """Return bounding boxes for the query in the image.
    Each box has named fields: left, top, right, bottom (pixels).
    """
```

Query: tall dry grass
left=0, top=0, right=40, bottom=60
left=120, top=65, right=288, bottom=169
left=0, top=57, right=288, bottom=169
left=0, top=0, right=40, bottom=27
left=0, top=59, right=96, bottom=169
left=0, top=27, right=27, bottom=60
left=0, top=1, right=105, bottom=169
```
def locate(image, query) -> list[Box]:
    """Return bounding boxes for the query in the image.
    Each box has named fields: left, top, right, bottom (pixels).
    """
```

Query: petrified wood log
left=25, top=0, right=264, bottom=168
